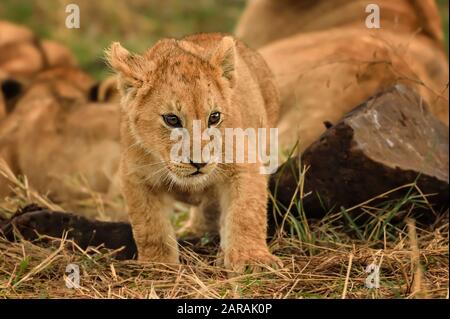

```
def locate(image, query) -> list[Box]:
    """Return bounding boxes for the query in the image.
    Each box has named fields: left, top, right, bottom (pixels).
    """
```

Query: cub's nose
left=189, top=159, right=207, bottom=170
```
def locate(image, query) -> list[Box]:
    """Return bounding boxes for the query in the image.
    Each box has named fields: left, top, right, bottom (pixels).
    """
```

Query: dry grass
left=0, top=161, right=448, bottom=299
left=0, top=225, right=447, bottom=299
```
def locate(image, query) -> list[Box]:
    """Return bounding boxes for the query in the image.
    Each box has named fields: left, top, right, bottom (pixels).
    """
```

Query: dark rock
left=1, top=204, right=137, bottom=260
left=0, top=204, right=219, bottom=260
left=268, top=84, right=449, bottom=234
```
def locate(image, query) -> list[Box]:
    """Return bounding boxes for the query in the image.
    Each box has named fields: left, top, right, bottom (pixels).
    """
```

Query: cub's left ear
left=210, top=36, right=236, bottom=88
left=105, top=42, right=146, bottom=95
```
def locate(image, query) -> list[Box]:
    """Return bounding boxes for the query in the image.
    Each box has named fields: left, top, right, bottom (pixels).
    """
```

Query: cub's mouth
left=165, top=161, right=219, bottom=189
left=166, top=164, right=209, bottom=180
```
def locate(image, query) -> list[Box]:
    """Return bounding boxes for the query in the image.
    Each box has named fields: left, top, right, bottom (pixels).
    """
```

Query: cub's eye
left=162, top=114, right=182, bottom=128
left=208, top=112, right=221, bottom=126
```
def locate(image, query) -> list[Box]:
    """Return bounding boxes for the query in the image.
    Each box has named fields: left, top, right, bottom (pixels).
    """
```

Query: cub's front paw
left=138, top=252, right=180, bottom=264
left=223, top=247, right=283, bottom=273
left=137, top=244, right=180, bottom=264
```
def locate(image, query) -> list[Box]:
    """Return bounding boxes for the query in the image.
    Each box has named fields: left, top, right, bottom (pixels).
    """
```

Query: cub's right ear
left=105, top=42, right=145, bottom=95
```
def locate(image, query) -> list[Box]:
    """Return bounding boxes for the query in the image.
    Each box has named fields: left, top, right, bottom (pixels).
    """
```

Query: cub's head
left=106, top=36, right=237, bottom=189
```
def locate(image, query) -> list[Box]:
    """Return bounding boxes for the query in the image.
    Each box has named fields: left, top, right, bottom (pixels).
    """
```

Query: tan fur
left=235, top=0, right=444, bottom=49
left=41, top=40, right=77, bottom=68
left=107, top=33, right=281, bottom=270
left=0, top=67, right=122, bottom=219
left=0, top=21, right=35, bottom=46
left=0, top=21, right=76, bottom=82
left=0, top=22, right=77, bottom=127
left=0, top=21, right=43, bottom=81
left=0, top=41, right=44, bottom=80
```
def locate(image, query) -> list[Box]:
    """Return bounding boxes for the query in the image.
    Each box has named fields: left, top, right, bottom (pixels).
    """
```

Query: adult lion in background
left=0, top=21, right=41, bottom=120
left=0, top=66, right=123, bottom=220
left=0, top=21, right=42, bottom=80
left=235, top=0, right=449, bottom=154
left=236, top=0, right=443, bottom=49
left=0, top=21, right=124, bottom=219
left=0, top=21, right=76, bottom=80
left=0, top=21, right=77, bottom=119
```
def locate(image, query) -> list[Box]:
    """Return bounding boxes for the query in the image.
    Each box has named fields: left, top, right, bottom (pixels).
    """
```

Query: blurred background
left=0, top=0, right=245, bottom=79
left=0, top=0, right=447, bottom=80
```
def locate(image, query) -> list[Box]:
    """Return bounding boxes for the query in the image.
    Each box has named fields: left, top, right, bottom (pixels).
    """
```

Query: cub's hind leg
left=177, top=196, right=220, bottom=239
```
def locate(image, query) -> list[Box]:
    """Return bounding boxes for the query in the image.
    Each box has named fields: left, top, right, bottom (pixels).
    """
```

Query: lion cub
left=106, top=33, right=281, bottom=271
